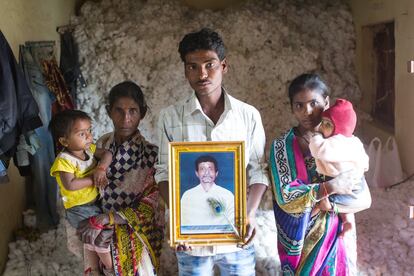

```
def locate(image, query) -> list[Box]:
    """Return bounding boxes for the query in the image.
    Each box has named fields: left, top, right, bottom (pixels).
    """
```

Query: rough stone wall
left=72, top=0, right=360, bottom=147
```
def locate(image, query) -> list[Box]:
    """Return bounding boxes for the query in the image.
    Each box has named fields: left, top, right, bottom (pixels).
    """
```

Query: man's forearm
left=246, top=183, right=267, bottom=216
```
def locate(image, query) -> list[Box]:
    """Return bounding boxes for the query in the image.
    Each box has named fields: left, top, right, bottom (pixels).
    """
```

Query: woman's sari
left=98, top=131, right=165, bottom=276
left=270, top=129, right=356, bottom=275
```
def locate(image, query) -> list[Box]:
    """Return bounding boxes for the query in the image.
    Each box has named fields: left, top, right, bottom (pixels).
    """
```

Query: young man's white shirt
left=155, top=89, right=269, bottom=256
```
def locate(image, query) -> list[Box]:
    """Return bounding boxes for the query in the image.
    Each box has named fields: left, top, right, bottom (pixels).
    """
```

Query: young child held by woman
left=309, top=98, right=369, bottom=236
left=49, top=110, right=114, bottom=275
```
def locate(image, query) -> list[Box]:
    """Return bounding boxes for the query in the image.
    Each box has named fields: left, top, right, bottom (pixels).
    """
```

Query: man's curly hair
left=178, top=28, right=226, bottom=62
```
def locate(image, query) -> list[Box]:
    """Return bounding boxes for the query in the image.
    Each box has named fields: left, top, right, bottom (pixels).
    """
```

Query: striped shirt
left=154, top=89, right=269, bottom=256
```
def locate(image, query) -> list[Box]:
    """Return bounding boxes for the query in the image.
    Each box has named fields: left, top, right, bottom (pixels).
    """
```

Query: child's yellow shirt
left=50, top=144, right=99, bottom=209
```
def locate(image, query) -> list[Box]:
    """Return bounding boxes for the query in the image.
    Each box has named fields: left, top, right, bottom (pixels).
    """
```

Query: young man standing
left=155, top=28, right=269, bottom=275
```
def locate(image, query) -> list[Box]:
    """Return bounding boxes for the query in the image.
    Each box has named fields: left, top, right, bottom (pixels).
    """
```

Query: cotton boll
left=4, top=220, right=82, bottom=276
left=23, top=209, right=37, bottom=228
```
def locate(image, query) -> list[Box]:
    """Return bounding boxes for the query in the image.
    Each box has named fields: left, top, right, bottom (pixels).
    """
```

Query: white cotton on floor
left=4, top=184, right=414, bottom=275
left=3, top=222, right=83, bottom=276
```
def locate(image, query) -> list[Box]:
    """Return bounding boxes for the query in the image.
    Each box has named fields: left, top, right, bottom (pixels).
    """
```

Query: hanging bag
left=378, top=136, right=404, bottom=188
left=365, top=137, right=382, bottom=187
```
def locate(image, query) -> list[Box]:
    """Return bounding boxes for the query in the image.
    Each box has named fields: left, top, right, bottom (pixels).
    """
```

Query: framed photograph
left=168, top=141, right=246, bottom=246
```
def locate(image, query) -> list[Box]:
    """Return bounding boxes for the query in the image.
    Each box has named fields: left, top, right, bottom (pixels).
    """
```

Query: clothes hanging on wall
left=14, top=131, right=42, bottom=176
left=0, top=31, right=43, bottom=158
left=42, top=57, right=74, bottom=114
left=0, top=159, right=9, bottom=183
left=59, top=29, right=87, bottom=108
left=0, top=31, right=43, bottom=182
left=42, top=57, right=75, bottom=154
left=19, top=41, right=60, bottom=229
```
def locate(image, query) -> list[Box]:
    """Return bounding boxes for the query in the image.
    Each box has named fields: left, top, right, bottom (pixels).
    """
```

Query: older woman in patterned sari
left=79, top=81, right=164, bottom=276
left=270, top=74, right=371, bottom=275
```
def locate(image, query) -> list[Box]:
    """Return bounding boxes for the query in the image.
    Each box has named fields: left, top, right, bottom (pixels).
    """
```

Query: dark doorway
left=372, top=22, right=395, bottom=128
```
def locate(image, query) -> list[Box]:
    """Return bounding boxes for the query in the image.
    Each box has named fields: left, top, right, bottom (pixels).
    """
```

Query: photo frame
left=168, top=141, right=246, bottom=246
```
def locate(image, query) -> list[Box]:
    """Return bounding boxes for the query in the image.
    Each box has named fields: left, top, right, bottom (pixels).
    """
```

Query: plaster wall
left=0, top=0, right=76, bottom=272
left=349, top=0, right=414, bottom=175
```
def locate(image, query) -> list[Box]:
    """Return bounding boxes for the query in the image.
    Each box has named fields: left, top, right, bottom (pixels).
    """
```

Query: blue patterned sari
left=270, top=129, right=363, bottom=275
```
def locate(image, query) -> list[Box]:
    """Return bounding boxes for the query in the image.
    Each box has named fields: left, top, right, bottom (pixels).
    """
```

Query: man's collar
left=199, top=182, right=216, bottom=192
left=183, top=88, right=232, bottom=117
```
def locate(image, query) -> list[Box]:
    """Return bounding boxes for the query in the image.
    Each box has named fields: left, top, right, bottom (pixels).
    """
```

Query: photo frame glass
left=169, top=141, right=246, bottom=246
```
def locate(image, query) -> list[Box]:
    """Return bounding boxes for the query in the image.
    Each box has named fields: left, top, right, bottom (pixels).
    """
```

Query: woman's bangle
left=309, top=185, right=320, bottom=202
left=108, top=212, right=115, bottom=226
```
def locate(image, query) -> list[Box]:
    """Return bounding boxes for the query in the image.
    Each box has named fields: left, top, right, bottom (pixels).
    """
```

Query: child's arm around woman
left=92, top=148, right=112, bottom=188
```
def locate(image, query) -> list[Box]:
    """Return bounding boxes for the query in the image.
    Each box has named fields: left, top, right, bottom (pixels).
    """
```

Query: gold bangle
left=309, top=186, right=319, bottom=202
left=108, top=212, right=115, bottom=226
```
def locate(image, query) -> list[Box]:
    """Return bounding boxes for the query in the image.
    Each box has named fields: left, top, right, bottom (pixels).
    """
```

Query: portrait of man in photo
left=180, top=154, right=235, bottom=234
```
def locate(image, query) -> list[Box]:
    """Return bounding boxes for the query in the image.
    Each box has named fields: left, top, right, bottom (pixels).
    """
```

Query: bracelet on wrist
left=309, top=185, right=320, bottom=203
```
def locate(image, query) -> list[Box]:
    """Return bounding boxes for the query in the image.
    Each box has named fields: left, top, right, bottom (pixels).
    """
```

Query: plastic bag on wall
left=365, top=137, right=382, bottom=187
left=365, top=136, right=404, bottom=188
left=380, top=136, right=404, bottom=187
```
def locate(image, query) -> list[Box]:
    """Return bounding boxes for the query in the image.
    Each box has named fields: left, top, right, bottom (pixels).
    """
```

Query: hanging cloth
left=0, top=31, right=42, bottom=156
left=59, top=29, right=87, bottom=108
left=19, top=40, right=60, bottom=228
left=41, top=57, right=74, bottom=115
